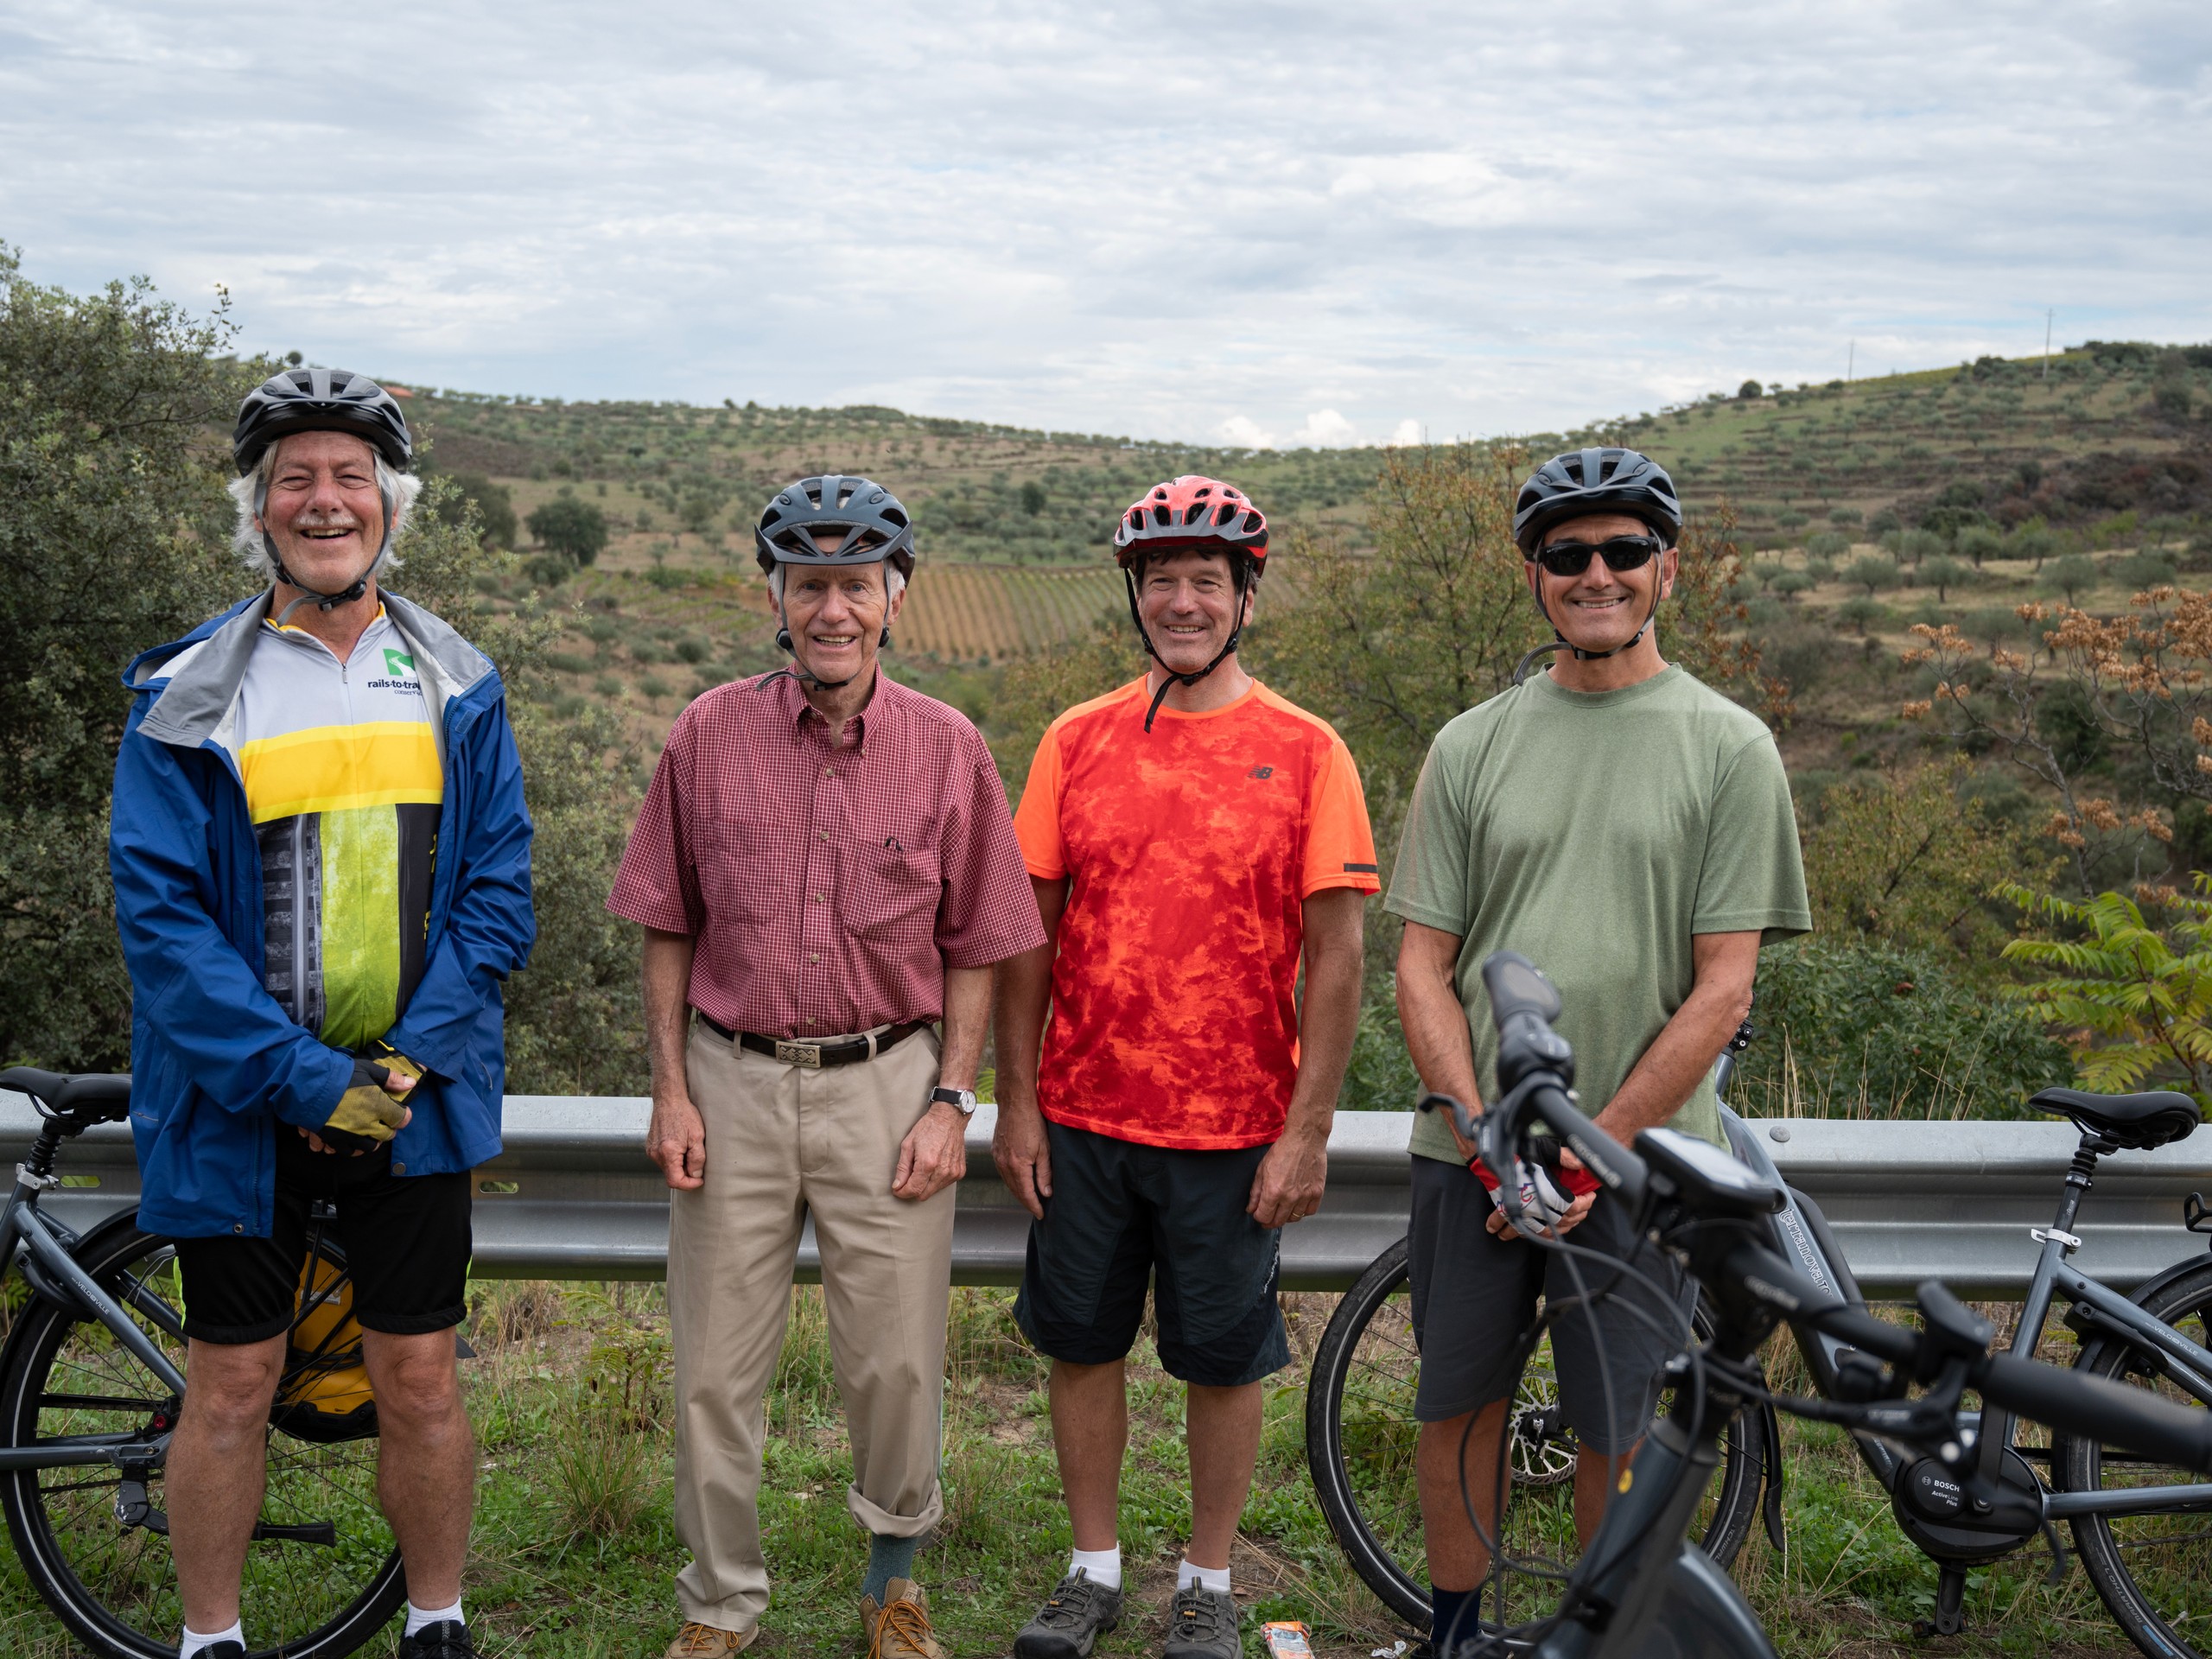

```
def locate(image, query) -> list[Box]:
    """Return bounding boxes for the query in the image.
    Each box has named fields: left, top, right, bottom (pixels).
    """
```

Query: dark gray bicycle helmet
left=753, top=475, right=916, bottom=581
left=232, top=367, right=413, bottom=475
left=1511, top=447, right=1681, bottom=555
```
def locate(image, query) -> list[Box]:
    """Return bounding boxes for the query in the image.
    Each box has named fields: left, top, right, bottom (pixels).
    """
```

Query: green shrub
left=527, top=497, right=609, bottom=566
left=2114, top=548, right=2179, bottom=590
left=1729, top=940, right=2072, bottom=1119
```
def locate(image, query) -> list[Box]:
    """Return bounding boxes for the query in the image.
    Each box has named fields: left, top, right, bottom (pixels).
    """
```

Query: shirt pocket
left=699, top=818, right=797, bottom=926
left=841, top=841, right=942, bottom=952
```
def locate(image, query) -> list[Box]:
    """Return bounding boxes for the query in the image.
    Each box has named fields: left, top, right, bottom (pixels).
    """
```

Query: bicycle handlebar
left=1976, top=1351, right=2212, bottom=1472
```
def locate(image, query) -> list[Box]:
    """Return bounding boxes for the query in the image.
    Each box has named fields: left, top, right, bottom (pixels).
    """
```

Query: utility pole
left=1847, top=340, right=1855, bottom=385
left=2044, top=308, right=2054, bottom=379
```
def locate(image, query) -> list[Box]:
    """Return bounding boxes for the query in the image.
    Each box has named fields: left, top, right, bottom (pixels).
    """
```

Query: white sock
left=1179, top=1559, right=1230, bottom=1595
left=404, top=1599, right=466, bottom=1636
left=1069, top=1545, right=1122, bottom=1590
left=179, top=1623, right=244, bottom=1658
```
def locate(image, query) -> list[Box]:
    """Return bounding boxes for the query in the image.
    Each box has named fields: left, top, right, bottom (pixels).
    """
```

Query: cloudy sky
left=3, top=1, right=2208, bottom=446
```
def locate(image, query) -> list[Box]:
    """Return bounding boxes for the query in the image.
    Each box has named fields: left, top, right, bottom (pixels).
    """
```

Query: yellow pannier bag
left=267, top=1249, right=378, bottom=1444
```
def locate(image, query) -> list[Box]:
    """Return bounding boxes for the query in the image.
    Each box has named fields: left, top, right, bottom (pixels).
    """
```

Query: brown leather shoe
left=664, top=1621, right=756, bottom=1657
left=863, top=1577, right=947, bottom=1659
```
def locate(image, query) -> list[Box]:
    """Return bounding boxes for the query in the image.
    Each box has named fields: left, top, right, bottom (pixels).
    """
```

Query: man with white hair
left=109, top=367, right=535, bottom=1659
left=608, top=475, right=1041, bottom=1659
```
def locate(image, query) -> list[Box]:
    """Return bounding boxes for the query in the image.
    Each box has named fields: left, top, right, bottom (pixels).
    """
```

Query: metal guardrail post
left=5, top=1096, right=2208, bottom=1296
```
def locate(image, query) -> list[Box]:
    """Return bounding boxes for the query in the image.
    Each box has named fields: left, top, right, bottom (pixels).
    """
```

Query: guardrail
left=8, top=1097, right=2211, bottom=1298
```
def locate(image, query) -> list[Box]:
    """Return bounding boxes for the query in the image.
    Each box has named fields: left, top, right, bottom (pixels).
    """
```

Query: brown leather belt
left=696, top=1012, right=928, bottom=1070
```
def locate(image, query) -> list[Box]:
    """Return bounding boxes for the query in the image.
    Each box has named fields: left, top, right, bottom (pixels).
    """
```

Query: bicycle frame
left=1719, top=1105, right=2212, bottom=1527
left=0, top=1165, right=185, bottom=1472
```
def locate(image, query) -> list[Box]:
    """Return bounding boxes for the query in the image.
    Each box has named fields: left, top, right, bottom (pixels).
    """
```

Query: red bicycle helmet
left=1113, top=476, right=1269, bottom=731
left=1112, top=475, right=1269, bottom=568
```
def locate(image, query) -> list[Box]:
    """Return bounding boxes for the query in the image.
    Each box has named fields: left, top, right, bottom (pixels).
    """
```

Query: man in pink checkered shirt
left=607, top=475, right=1042, bottom=1659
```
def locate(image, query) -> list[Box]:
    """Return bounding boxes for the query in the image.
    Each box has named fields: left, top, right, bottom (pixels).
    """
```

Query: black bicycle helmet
left=753, top=475, right=916, bottom=581
left=1511, top=448, right=1681, bottom=555
left=232, top=367, right=413, bottom=475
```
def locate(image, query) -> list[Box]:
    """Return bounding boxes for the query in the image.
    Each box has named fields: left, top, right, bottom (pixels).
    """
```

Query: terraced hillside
left=395, top=341, right=2210, bottom=771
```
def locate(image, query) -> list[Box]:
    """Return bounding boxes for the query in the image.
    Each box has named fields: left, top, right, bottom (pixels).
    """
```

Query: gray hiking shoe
left=1013, top=1567, right=1122, bottom=1658
left=1162, top=1579, right=1239, bottom=1659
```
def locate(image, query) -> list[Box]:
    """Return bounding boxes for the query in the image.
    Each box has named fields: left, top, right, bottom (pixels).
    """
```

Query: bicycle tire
left=2055, top=1256, right=2212, bottom=1659
left=0, top=1212, right=407, bottom=1659
left=1306, top=1235, right=1766, bottom=1631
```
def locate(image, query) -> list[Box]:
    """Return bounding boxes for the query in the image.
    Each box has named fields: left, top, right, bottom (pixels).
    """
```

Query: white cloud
left=1219, top=416, right=1276, bottom=449
left=1291, top=410, right=1358, bottom=448
left=1, top=2, right=2207, bottom=443
left=1388, top=419, right=1425, bottom=448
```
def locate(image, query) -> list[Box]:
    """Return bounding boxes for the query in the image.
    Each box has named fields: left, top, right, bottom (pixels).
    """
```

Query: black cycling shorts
left=1406, top=1153, right=1692, bottom=1454
left=1014, top=1120, right=1291, bottom=1387
left=173, top=1127, right=473, bottom=1344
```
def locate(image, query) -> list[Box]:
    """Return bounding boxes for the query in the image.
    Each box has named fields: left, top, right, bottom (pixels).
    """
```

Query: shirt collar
left=774, top=663, right=899, bottom=747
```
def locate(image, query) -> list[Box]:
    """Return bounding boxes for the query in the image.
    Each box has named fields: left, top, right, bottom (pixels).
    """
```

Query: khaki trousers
left=669, top=1023, right=954, bottom=1630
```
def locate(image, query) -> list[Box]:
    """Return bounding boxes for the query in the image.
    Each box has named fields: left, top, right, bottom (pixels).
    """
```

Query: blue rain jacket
left=109, top=590, right=535, bottom=1238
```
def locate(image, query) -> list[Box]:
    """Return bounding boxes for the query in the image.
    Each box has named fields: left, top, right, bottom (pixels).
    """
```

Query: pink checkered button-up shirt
left=607, top=668, right=1044, bottom=1041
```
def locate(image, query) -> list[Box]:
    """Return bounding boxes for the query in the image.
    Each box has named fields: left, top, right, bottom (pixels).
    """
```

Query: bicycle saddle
left=2030, top=1086, right=2200, bottom=1150
left=0, top=1068, right=132, bottom=1122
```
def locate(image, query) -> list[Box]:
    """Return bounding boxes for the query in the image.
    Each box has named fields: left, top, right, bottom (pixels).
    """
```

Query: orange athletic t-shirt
left=1014, top=677, right=1381, bottom=1150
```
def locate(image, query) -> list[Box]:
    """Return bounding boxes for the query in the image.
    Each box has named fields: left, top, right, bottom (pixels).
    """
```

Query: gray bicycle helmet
left=1511, top=448, right=1681, bottom=555
left=232, top=367, right=412, bottom=475
left=753, top=475, right=916, bottom=581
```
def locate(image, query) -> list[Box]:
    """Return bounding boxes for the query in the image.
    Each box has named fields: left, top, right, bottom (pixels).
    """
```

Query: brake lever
left=1852, top=1355, right=1976, bottom=1459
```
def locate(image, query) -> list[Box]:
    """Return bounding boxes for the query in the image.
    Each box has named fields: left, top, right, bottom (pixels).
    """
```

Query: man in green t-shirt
left=1385, top=447, right=1809, bottom=1649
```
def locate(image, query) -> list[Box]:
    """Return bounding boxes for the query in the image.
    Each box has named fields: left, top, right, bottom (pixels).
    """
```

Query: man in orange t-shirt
left=995, top=477, right=1376, bottom=1659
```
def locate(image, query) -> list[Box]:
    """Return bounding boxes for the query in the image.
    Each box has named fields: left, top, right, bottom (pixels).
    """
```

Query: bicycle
left=1719, top=1055, right=2212, bottom=1653
left=1310, top=1007, right=2212, bottom=1659
left=0, top=1067, right=406, bottom=1659
left=1306, top=1065, right=1777, bottom=1631
left=1347, top=950, right=2212, bottom=1658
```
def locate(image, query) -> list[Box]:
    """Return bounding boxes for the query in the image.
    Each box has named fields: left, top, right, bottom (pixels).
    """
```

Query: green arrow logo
left=383, top=648, right=415, bottom=677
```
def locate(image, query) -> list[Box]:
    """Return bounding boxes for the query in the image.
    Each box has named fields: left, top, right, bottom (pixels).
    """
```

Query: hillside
left=391, top=342, right=2211, bottom=759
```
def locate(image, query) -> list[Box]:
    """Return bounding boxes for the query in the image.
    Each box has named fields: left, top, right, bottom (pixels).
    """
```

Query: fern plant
left=1999, top=878, right=2212, bottom=1105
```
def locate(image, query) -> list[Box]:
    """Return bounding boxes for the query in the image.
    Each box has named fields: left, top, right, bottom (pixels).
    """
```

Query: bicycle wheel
left=0, top=1214, right=406, bottom=1659
left=1306, top=1235, right=1766, bottom=1631
left=2055, top=1257, right=2212, bottom=1659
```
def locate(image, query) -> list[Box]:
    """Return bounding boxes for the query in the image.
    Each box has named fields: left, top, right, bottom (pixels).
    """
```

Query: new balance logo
left=1248, top=766, right=1274, bottom=779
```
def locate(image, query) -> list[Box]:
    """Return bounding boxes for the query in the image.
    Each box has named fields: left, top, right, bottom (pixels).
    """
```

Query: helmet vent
left=835, top=480, right=857, bottom=508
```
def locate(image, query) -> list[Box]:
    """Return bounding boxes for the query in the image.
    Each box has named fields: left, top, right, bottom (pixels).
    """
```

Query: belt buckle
left=775, top=1040, right=824, bottom=1069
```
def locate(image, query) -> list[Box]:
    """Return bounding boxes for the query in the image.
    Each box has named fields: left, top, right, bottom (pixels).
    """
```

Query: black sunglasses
left=1534, top=535, right=1664, bottom=577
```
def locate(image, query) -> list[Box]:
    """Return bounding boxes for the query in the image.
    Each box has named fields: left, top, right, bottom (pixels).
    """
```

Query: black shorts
left=173, top=1128, right=473, bottom=1344
left=1406, top=1154, right=1693, bottom=1454
left=1014, top=1120, right=1291, bottom=1388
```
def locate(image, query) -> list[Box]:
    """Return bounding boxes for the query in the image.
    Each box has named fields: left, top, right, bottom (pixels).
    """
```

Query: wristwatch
left=931, top=1085, right=979, bottom=1117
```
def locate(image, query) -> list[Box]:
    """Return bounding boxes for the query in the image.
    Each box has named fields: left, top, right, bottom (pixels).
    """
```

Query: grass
left=0, top=1280, right=2153, bottom=1658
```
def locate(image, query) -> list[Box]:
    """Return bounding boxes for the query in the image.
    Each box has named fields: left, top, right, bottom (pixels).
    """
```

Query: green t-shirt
left=1386, top=664, right=1810, bottom=1162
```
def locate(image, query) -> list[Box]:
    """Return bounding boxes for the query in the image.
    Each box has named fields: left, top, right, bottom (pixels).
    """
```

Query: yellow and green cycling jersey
left=232, top=609, right=443, bottom=1047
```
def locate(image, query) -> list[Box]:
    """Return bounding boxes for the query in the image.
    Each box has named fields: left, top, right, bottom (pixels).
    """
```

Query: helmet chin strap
left=1511, top=574, right=1664, bottom=686
left=1126, top=562, right=1252, bottom=733
left=261, top=474, right=397, bottom=626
